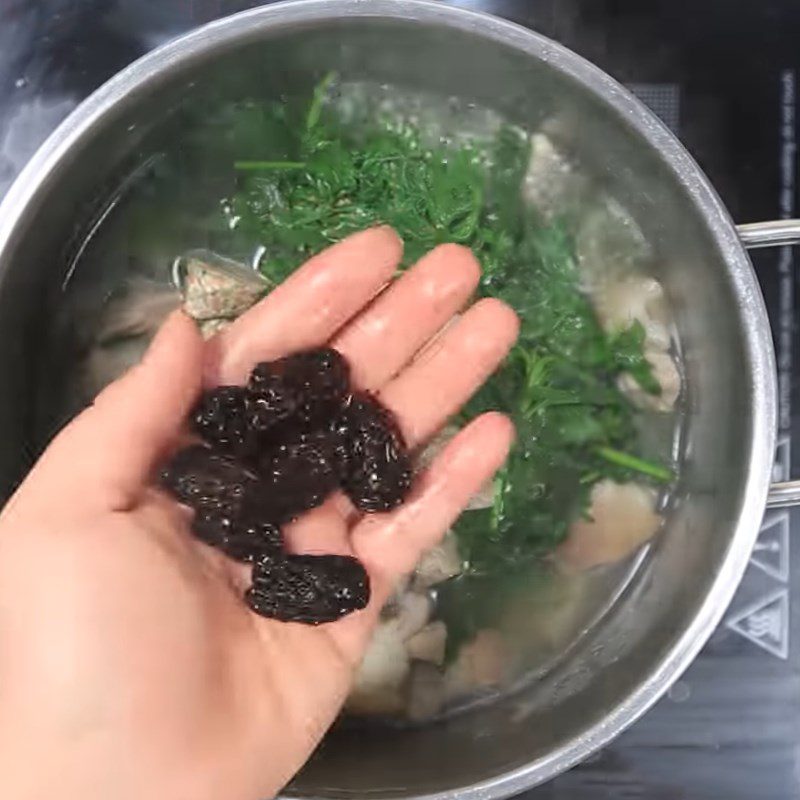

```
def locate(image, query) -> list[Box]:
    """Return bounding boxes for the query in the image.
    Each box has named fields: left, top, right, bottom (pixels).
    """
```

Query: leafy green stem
left=595, top=446, right=673, bottom=483
left=305, top=70, right=337, bottom=133
left=234, top=161, right=307, bottom=171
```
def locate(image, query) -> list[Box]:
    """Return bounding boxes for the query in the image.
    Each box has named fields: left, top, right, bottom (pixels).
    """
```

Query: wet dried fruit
left=259, top=430, right=341, bottom=521
left=327, top=413, right=352, bottom=479
left=194, top=513, right=283, bottom=562
left=246, top=363, right=299, bottom=435
left=191, top=509, right=236, bottom=548
left=192, top=348, right=351, bottom=451
left=282, top=347, right=351, bottom=427
left=160, top=445, right=260, bottom=521
left=247, top=347, right=350, bottom=434
left=246, top=553, right=370, bottom=624
left=192, top=386, right=253, bottom=455
left=338, top=393, right=413, bottom=512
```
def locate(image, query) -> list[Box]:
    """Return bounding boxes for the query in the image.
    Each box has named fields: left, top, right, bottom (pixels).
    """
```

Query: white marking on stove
left=777, top=69, right=795, bottom=433
left=772, top=436, right=792, bottom=483
left=726, top=587, right=789, bottom=660
left=667, top=681, right=691, bottom=703
left=751, top=511, right=790, bottom=582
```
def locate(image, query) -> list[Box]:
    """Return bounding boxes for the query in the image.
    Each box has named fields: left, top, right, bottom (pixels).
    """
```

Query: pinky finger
left=351, top=412, right=514, bottom=606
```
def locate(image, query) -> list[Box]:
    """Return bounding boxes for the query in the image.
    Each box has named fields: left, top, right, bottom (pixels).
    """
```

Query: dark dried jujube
left=246, top=347, right=350, bottom=436
left=246, top=553, right=370, bottom=624
left=161, top=347, right=410, bottom=625
left=258, top=430, right=341, bottom=522
left=337, top=393, right=413, bottom=512
left=327, top=413, right=353, bottom=479
left=194, top=513, right=283, bottom=562
left=192, top=386, right=253, bottom=455
left=161, top=447, right=282, bottom=562
left=160, top=444, right=260, bottom=521
left=281, top=347, right=351, bottom=427
left=191, top=509, right=236, bottom=548
left=246, top=363, right=299, bottom=435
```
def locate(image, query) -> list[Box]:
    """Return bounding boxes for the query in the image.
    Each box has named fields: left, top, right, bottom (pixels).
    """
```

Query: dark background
left=1, top=2, right=799, bottom=798
left=2, top=0, right=799, bottom=221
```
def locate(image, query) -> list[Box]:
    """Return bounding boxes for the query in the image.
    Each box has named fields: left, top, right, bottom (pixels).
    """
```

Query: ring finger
left=379, top=297, right=519, bottom=448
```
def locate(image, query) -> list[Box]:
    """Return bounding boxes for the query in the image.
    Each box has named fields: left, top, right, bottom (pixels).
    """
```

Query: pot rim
left=0, top=1, right=777, bottom=796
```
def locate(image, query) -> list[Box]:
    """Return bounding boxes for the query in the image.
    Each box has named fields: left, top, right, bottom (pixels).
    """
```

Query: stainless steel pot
left=0, top=1, right=797, bottom=797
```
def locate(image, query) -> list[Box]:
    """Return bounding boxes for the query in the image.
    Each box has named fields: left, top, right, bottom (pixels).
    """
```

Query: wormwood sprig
left=228, top=73, right=672, bottom=584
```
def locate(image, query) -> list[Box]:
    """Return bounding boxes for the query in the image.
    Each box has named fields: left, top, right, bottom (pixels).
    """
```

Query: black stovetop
left=1, top=2, right=799, bottom=798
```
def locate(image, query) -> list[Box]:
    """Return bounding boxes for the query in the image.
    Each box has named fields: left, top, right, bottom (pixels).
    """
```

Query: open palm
left=0, top=228, right=518, bottom=800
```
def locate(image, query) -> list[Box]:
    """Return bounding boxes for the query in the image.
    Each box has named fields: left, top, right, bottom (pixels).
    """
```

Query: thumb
left=24, top=311, right=204, bottom=511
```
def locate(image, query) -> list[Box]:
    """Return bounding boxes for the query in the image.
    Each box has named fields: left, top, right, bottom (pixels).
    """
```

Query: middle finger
left=333, top=243, right=480, bottom=390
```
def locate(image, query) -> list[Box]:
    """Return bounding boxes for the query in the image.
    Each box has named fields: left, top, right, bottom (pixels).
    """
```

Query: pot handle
left=737, top=219, right=800, bottom=249
left=736, top=220, right=800, bottom=508
left=765, top=484, right=800, bottom=509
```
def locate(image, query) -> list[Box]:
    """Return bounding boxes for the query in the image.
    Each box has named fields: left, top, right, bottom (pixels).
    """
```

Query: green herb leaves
left=228, top=75, right=673, bottom=581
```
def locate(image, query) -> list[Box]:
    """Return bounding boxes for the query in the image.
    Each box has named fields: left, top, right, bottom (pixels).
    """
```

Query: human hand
left=0, top=227, right=518, bottom=800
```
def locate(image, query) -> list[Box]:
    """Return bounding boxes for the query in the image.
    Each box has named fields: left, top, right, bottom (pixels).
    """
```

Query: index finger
left=205, top=226, right=402, bottom=386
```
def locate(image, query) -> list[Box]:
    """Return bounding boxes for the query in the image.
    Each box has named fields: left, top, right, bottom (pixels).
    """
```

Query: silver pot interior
left=0, top=3, right=774, bottom=797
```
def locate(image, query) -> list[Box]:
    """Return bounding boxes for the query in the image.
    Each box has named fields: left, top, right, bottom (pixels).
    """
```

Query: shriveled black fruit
left=246, top=364, right=298, bottom=435
left=228, top=518, right=284, bottom=561
left=194, top=512, right=283, bottom=562
left=192, top=509, right=235, bottom=548
left=246, top=553, right=370, bottom=624
left=247, top=347, right=350, bottom=435
left=258, top=430, right=341, bottom=521
left=338, top=393, right=413, bottom=512
left=327, top=414, right=352, bottom=480
left=192, top=386, right=253, bottom=455
left=160, top=444, right=261, bottom=526
left=282, top=347, right=351, bottom=427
